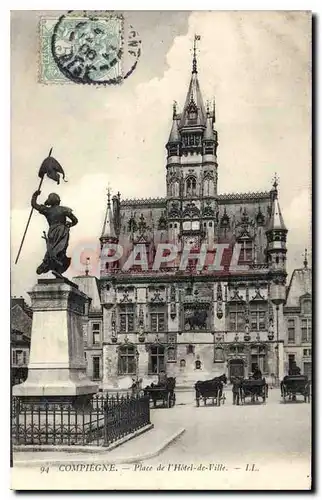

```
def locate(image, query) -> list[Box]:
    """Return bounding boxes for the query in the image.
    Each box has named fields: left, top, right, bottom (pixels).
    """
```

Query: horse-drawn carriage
left=195, top=374, right=227, bottom=407
left=280, top=375, right=310, bottom=403
left=232, top=377, right=268, bottom=405
left=143, top=377, right=176, bottom=408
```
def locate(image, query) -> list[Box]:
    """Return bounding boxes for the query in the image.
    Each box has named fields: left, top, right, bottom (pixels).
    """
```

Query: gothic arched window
left=172, top=180, right=180, bottom=197
left=186, top=176, right=197, bottom=196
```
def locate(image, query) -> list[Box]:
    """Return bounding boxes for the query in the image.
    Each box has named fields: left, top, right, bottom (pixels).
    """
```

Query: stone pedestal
left=13, top=278, right=98, bottom=406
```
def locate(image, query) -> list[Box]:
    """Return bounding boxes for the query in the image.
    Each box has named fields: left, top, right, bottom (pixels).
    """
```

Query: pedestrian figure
left=252, top=365, right=262, bottom=380
left=158, top=370, right=167, bottom=387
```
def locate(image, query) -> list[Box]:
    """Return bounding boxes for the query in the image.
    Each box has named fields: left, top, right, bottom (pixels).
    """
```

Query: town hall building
left=74, top=46, right=292, bottom=389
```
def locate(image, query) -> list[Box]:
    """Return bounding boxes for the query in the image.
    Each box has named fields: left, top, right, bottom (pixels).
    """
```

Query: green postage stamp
left=39, top=12, right=140, bottom=85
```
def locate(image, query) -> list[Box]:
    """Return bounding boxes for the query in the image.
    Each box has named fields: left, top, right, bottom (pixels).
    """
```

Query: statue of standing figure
left=31, top=190, right=78, bottom=275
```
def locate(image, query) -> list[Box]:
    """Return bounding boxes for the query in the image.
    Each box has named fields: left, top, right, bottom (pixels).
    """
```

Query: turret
left=100, top=188, right=118, bottom=276
left=202, top=102, right=218, bottom=197
left=166, top=102, right=181, bottom=163
left=203, top=101, right=218, bottom=155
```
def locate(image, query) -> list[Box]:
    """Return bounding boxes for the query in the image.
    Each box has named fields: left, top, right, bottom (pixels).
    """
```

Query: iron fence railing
left=11, top=393, right=150, bottom=447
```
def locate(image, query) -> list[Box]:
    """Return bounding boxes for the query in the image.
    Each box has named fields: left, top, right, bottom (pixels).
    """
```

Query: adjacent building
left=11, top=297, right=32, bottom=385
left=73, top=269, right=103, bottom=383
left=283, top=251, right=312, bottom=380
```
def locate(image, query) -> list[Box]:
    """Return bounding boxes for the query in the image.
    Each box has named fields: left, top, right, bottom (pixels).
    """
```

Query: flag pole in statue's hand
left=14, top=147, right=54, bottom=265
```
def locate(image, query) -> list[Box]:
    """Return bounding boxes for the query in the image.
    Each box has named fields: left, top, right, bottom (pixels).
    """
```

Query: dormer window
left=220, top=208, right=230, bottom=228
left=238, top=239, right=253, bottom=263
left=256, top=206, right=265, bottom=226
left=188, top=109, right=197, bottom=121
left=187, top=99, right=198, bottom=123
left=302, top=299, right=311, bottom=315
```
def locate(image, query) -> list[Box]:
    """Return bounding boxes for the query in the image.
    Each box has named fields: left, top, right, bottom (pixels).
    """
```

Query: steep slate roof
left=179, top=47, right=207, bottom=130
left=167, top=116, right=180, bottom=143
left=267, top=197, right=287, bottom=231
left=72, top=276, right=102, bottom=313
left=101, top=192, right=117, bottom=240
left=285, top=267, right=312, bottom=308
left=11, top=304, right=32, bottom=338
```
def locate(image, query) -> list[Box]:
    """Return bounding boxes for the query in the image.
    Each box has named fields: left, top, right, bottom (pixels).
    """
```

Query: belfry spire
left=179, top=35, right=206, bottom=128
left=192, top=34, right=200, bottom=74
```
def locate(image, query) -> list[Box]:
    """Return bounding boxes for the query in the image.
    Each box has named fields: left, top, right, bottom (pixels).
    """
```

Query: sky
left=11, top=10, right=311, bottom=301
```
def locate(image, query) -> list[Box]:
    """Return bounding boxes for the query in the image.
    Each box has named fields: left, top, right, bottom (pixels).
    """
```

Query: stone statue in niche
left=195, top=356, right=202, bottom=370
